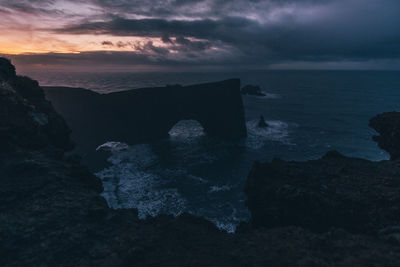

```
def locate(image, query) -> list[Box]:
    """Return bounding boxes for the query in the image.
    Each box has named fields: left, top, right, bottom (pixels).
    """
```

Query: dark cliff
left=370, top=112, right=400, bottom=160
left=44, top=80, right=247, bottom=168
left=0, top=58, right=72, bottom=154
left=3, top=58, right=400, bottom=266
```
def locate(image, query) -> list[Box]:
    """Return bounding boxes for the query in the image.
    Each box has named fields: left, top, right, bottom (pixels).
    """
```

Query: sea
left=21, top=69, right=400, bottom=232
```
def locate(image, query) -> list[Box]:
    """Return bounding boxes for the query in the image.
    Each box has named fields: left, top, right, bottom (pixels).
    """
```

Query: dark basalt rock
left=3, top=58, right=400, bottom=266
left=245, top=150, right=400, bottom=234
left=44, top=79, right=247, bottom=169
left=257, top=115, right=268, bottom=128
left=0, top=58, right=16, bottom=81
left=0, top=60, right=72, bottom=154
left=241, top=85, right=265, bottom=96
left=244, top=114, right=400, bottom=235
left=370, top=112, right=400, bottom=160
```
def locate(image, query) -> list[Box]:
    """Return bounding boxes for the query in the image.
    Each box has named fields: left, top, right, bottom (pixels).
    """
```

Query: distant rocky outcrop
left=3, top=58, right=400, bottom=266
left=257, top=115, right=268, bottom=128
left=241, top=85, right=265, bottom=96
left=370, top=112, right=400, bottom=160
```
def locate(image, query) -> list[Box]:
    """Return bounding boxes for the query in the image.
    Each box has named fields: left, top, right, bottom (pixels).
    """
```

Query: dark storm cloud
left=0, top=0, right=62, bottom=15
left=55, top=1, right=400, bottom=63
left=101, top=41, right=114, bottom=46
left=174, top=37, right=212, bottom=51
left=161, top=34, right=173, bottom=44
left=86, top=0, right=332, bottom=17
left=55, top=17, right=229, bottom=38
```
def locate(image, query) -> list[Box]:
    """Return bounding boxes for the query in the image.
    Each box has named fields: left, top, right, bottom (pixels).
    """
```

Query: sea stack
left=257, top=115, right=268, bottom=128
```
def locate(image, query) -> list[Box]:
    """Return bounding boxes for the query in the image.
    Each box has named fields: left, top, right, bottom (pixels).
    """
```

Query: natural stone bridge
left=44, top=79, right=247, bottom=167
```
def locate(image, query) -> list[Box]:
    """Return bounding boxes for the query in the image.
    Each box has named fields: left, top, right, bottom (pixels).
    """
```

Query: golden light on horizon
left=0, top=4, right=165, bottom=56
left=0, top=32, right=165, bottom=55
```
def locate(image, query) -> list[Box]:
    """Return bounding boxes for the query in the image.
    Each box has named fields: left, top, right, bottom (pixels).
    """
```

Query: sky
left=1, top=0, right=400, bottom=71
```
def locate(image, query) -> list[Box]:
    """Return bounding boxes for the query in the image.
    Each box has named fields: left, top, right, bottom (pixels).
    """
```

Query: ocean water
left=23, top=69, right=400, bottom=232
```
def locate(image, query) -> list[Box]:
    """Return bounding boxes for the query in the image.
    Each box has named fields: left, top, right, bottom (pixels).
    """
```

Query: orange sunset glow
left=0, top=1, right=168, bottom=56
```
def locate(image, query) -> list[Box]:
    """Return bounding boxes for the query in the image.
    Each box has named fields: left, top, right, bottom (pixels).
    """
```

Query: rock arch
left=44, top=79, right=247, bottom=167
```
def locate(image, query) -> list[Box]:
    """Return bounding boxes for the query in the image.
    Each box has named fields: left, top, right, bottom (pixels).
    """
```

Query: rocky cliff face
left=2, top=58, right=400, bottom=266
left=370, top=112, right=400, bottom=160
left=0, top=58, right=72, bottom=154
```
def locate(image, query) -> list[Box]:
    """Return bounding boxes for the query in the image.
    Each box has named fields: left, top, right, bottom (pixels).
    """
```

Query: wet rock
left=257, top=115, right=268, bottom=128
left=245, top=150, right=400, bottom=234
left=370, top=112, right=400, bottom=160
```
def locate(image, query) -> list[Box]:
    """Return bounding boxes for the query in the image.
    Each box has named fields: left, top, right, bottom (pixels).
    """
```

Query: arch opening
left=168, top=120, right=205, bottom=138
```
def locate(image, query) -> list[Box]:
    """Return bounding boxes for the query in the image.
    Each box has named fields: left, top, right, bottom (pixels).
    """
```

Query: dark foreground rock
left=3, top=57, right=400, bottom=266
left=246, top=151, right=400, bottom=234
left=370, top=112, right=400, bottom=160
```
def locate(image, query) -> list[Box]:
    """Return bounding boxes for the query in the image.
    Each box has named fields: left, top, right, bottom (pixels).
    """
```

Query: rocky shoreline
left=2, top=57, right=400, bottom=266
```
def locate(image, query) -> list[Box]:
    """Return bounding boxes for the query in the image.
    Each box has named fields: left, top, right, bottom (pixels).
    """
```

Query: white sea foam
left=188, top=174, right=209, bottom=184
left=95, top=144, right=187, bottom=218
left=209, top=185, right=231, bottom=193
left=260, top=91, right=281, bottom=99
left=208, top=206, right=240, bottom=233
left=243, top=91, right=281, bottom=99
left=95, top=124, right=250, bottom=232
left=214, top=221, right=237, bottom=233
left=96, top=141, right=129, bottom=152
left=245, top=119, right=293, bottom=149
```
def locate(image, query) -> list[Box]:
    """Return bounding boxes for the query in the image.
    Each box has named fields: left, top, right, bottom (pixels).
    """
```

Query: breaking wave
left=245, top=119, right=294, bottom=149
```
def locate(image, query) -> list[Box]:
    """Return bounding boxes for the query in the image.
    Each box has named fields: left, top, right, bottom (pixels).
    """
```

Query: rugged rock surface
left=245, top=151, right=400, bottom=234
left=370, top=112, right=400, bottom=160
left=0, top=58, right=72, bottom=154
left=3, top=57, right=400, bottom=266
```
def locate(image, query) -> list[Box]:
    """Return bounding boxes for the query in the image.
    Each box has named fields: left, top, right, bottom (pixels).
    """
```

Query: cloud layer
left=1, top=0, right=400, bottom=69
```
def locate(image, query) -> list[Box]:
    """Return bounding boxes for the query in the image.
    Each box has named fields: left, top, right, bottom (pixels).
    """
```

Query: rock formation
left=257, top=115, right=268, bottom=128
left=245, top=150, right=400, bottom=234
left=44, top=80, right=247, bottom=168
left=3, top=58, right=400, bottom=266
left=241, top=84, right=265, bottom=96
left=370, top=112, right=400, bottom=160
left=0, top=58, right=72, bottom=154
